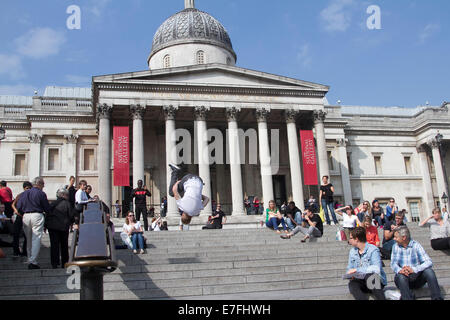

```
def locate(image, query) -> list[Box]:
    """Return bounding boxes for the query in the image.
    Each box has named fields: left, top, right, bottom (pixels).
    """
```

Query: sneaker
left=133, top=250, right=138, bottom=254
left=140, top=249, right=145, bottom=254
left=28, top=263, right=40, bottom=270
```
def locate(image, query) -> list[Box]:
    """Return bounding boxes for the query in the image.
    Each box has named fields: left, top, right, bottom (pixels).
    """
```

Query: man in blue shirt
left=17, top=177, right=51, bottom=270
left=391, top=226, right=442, bottom=300
left=346, top=227, right=387, bottom=300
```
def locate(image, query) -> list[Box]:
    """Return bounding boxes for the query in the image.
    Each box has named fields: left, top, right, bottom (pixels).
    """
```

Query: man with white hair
left=391, top=226, right=443, bottom=300
left=16, top=177, right=51, bottom=269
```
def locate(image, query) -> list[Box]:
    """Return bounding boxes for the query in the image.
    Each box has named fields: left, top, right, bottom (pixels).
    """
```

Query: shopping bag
left=340, top=229, right=347, bottom=241
left=336, top=229, right=342, bottom=241
left=319, top=206, right=325, bottom=223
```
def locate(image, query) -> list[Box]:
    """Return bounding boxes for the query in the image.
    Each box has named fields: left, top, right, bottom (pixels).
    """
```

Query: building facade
left=0, top=1, right=449, bottom=222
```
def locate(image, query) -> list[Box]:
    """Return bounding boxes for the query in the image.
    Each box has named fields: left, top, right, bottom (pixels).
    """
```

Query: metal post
left=80, top=269, right=104, bottom=300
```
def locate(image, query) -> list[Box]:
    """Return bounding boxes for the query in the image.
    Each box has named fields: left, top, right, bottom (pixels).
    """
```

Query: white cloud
left=89, top=0, right=112, bottom=17
left=320, top=0, right=356, bottom=32
left=418, top=23, right=440, bottom=44
left=0, top=84, right=36, bottom=96
left=65, top=75, right=91, bottom=86
left=297, top=44, right=312, bottom=68
left=0, top=54, right=25, bottom=79
left=15, top=27, right=66, bottom=59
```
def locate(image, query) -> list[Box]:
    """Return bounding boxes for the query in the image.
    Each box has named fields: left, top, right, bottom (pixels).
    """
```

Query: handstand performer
left=168, top=164, right=210, bottom=226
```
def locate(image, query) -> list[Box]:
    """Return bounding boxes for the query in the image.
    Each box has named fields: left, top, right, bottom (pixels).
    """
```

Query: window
left=163, top=55, right=171, bottom=68
left=404, top=156, right=412, bottom=175
left=83, top=148, right=96, bottom=171
left=408, top=201, right=421, bottom=222
left=374, top=156, right=382, bottom=175
left=327, top=151, right=334, bottom=171
left=14, top=154, right=26, bottom=176
left=347, top=153, right=353, bottom=175
left=196, top=50, right=205, bottom=64
left=48, top=148, right=60, bottom=171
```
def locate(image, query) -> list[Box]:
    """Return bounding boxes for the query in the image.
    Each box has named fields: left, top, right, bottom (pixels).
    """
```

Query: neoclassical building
left=0, top=0, right=448, bottom=223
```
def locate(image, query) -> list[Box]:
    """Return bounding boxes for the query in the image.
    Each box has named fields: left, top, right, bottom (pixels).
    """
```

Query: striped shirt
left=390, top=240, right=433, bottom=274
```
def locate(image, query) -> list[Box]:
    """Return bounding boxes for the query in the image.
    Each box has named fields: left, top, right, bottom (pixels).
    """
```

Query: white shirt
left=176, top=178, right=204, bottom=217
left=122, top=221, right=142, bottom=234
left=152, top=221, right=161, bottom=232
left=75, top=189, right=89, bottom=204
left=343, top=214, right=358, bottom=228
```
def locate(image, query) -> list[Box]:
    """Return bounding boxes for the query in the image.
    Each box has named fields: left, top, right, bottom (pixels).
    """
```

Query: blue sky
left=0, top=0, right=448, bottom=107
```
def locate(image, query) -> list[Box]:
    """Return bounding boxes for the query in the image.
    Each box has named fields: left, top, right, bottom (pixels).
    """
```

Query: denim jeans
left=131, top=233, right=145, bottom=250
left=374, top=215, right=384, bottom=227
left=266, top=217, right=287, bottom=230
left=394, top=267, right=442, bottom=300
left=286, top=212, right=303, bottom=230
left=321, top=199, right=338, bottom=225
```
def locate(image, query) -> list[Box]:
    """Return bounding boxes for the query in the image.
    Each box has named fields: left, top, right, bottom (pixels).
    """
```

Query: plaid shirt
left=390, top=240, right=433, bottom=274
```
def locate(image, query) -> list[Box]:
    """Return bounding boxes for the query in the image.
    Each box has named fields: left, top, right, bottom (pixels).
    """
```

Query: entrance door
left=122, top=175, right=133, bottom=217
left=273, top=175, right=287, bottom=208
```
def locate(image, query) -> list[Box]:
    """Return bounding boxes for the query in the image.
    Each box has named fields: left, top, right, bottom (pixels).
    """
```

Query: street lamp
left=442, top=192, right=448, bottom=207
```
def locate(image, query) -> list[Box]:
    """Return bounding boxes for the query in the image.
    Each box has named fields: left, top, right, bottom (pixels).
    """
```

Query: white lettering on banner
left=117, top=135, right=129, bottom=164
left=303, top=139, right=316, bottom=165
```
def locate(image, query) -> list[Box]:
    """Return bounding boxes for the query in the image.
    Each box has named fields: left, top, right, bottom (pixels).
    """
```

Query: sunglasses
left=128, top=215, right=134, bottom=217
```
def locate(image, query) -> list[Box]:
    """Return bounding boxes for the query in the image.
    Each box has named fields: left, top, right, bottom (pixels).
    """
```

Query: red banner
left=300, top=130, right=318, bottom=186
left=113, top=127, right=130, bottom=187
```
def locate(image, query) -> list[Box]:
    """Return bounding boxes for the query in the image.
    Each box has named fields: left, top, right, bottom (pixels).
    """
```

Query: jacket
left=45, top=197, right=75, bottom=232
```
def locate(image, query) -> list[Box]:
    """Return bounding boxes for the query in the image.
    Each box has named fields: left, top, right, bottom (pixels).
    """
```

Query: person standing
left=131, top=180, right=152, bottom=231
left=11, top=181, right=32, bottom=257
left=16, top=177, right=51, bottom=270
left=114, top=200, right=122, bottom=218
left=391, top=226, right=443, bottom=300
left=66, top=176, right=77, bottom=208
left=85, top=185, right=92, bottom=200
left=203, top=204, right=227, bottom=230
left=419, top=208, right=450, bottom=251
left=346, top=227, right=387, bottom=300
left=75, top=180, right=90, bottom=213
left=0, top=181, right=14, bottom=219
left=45, top=188, right=75, bottom=269
left=319, top=176, right=338, bottom=225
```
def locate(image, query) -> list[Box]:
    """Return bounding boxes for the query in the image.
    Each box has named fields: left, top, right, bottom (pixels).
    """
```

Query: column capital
left=130, top=104, right=146, bottom=120
left=64, top=134, right=79, bottom=144
left=337, top=138, right=348, bottom=147
left=97, top=103, right=113, bottom=120
left=163, top=105, right=178, bottom=121
left=28, top=133, right=42, bottom=144
left=313, top=110, right=327, bottom=123
left=194, top=106, right=209, bottom=121
left=427, top=138, right=441, bottom=150
left=226, top=107, right=241, bottom=122
left=256, top=108, right=270, bottom=123
left=285, top=110, right=299, bottom=123
left=416, top=144, right=428, bottom=153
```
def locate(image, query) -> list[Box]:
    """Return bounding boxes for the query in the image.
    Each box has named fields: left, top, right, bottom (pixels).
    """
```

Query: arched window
left=196, top=50, right=205, bottom=64
left=163, top=55, right=171, bottom=68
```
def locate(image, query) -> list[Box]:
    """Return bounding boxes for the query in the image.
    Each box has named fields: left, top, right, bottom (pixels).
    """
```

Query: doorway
left=273, top=175, right=287, bottom=208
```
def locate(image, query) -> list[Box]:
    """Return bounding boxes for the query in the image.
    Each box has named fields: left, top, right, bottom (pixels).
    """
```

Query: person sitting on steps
left=280, top=208, right=323, bottom=242
left=265, top=200, right=288, bottom=234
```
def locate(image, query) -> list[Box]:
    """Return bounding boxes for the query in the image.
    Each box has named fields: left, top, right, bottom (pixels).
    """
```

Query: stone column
left=97, top=104, right=113, bottom=208
left=131, top=104, right=146, bottom=188
left=226, top=107, right=245, bottom=215
left=337, top=138, right=352, bottom=206
left=314, top=110, right=329, bottom=180
left=285, top=110, right=305, bottom=210
left=28, top=134, right=42, bottom=179
left=163, top=105, right=179, bottom=217
left=64, top=134, right=78, bottom=180
left=256, top=108, right=274, bottom=210
left=428, top=138, right=448, bottom=205
left=417, top=145, right=435, bottom=220
left=194, top=106, right=212, bottom=216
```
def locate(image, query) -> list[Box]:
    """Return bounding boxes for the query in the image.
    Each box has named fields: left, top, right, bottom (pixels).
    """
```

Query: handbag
left=319, top=206, right=325, bottom=223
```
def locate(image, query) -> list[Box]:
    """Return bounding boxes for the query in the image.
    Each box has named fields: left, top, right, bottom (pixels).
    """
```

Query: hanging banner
left=113, top=126, right=130, bottom=187
left=300, top=130, right=318, bottom=186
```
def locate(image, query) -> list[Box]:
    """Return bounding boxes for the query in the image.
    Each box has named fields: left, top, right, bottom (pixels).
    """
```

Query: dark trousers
left=12, top=215, right=27, bottom=255
left=348, top=275, right=386, bottom=300
left=394, top=267, right=442, bottom=300
left=135, top=205, right=149, bottom=231
left=431, top=238, right=450, bottom=251
left=4, top=202, right=13, bottom=219
left=203, top=221, right=223, bottom=230
left=48, top=230, right=69, bottom=268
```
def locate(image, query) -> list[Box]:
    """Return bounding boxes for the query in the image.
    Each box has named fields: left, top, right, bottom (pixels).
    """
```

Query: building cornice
left=27, top=115, right=96, bottom=123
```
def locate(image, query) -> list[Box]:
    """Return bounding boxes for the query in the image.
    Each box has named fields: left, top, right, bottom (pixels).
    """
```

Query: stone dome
left=149, top=8, right=237, bottom=63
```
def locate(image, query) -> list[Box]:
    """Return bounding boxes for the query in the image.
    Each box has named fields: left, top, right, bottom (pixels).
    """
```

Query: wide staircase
left=0, top=222, right=449, bottom=300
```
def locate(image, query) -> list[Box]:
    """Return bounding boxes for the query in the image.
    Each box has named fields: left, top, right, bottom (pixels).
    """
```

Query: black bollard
left=80, top=268, right=104, bottom=300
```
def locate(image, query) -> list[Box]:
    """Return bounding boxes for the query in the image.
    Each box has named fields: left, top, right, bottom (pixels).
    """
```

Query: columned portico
left=314, top=110, right=329, bottom=181
left=163, top=105, right=179, bottom=217
left=97, top=104, right=113, bottom=207
left=417, top=145, right=435, bottom=219
left=256, top=108, right=274, bottom=210
left=226, top=107, right=245, bottom=215
left=131, top=104, right=146, bottom=188
left=428, top=138, right=448, bottom=204
left=28, top=134, right=42, bottom=179
left=337, top=138, right=352, bottom=206
left=194, top=106, right=213, bottom=216
left=285, top=110, right=304, bottom=210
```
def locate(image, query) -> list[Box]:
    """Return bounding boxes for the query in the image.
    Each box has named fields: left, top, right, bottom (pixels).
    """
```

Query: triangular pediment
left=93, top=64, right=329, bottom=92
